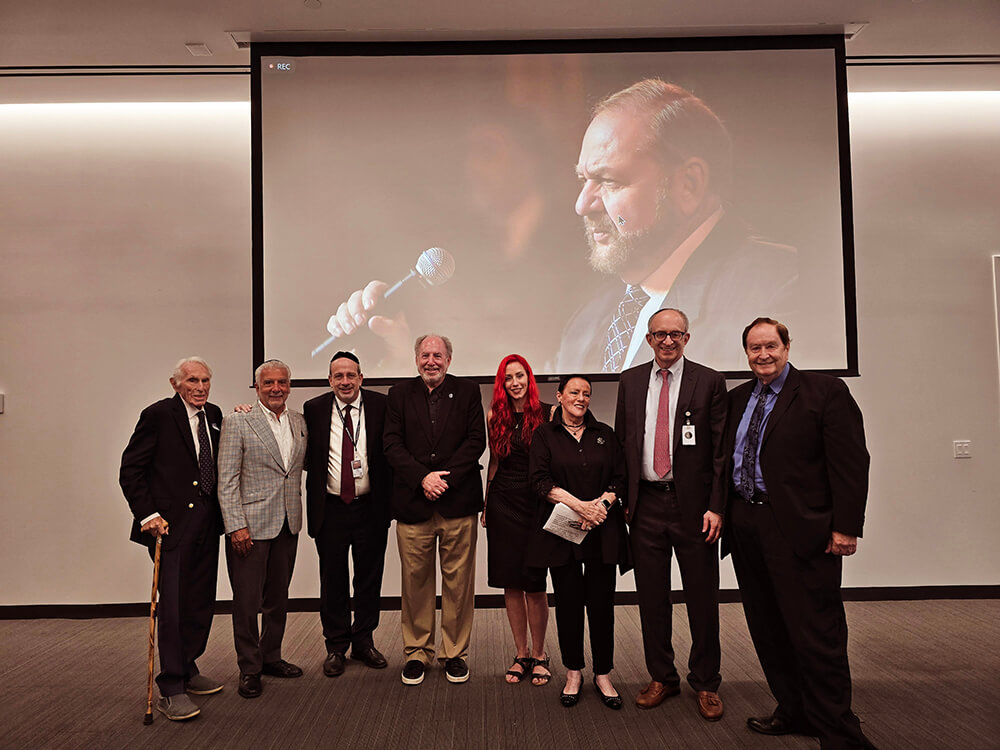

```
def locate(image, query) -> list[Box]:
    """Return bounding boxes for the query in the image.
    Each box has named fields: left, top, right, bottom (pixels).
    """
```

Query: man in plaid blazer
left=218, top=359, right=307, bottom=699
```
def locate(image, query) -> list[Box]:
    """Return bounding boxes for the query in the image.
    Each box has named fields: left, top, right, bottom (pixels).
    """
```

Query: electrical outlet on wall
left=953, top=440, right=972, bottom=458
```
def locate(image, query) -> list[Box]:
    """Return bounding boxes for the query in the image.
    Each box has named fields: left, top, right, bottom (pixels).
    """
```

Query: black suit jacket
left=615, top=357, right=727, bottom=529
left=383, top=374, right=486, bottom=523
left=302, top=388, right=392, bottom=537
left=119, top=393, right=224, bottom=551
left=723, top=364, right=870, bottom=559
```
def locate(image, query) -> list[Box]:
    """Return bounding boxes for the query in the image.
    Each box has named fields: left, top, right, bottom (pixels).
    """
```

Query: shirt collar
left=335, top=394, right=362, bottom=411
left=182, top=399, right=202, bottom=420
left=257, top=399, right=287, bottom=421
left=756, top=362, right=791, bottom=395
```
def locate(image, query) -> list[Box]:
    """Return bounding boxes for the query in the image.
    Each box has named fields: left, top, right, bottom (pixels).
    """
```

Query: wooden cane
left=143, top=535, right=163, bottom=725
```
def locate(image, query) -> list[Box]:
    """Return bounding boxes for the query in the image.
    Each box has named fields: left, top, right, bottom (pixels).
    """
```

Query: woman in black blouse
left=527, top=374, right=630, bottom=709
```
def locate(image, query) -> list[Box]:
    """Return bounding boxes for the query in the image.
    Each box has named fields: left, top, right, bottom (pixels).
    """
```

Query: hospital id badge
left=351, top=458, right=363, bottom=479
left=681, top=425, right=696, bottom=446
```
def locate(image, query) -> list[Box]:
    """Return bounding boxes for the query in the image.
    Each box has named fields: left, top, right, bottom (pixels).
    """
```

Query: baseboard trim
left=2, top=585, right=996, bottom=620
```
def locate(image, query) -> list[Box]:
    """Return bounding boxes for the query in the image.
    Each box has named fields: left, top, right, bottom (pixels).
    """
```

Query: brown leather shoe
left=635, top=680, right=680, bottom=709
left=697, top=691, right=724, bottom=721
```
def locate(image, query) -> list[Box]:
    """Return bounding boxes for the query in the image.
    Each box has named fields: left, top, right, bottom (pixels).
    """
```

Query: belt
left=640, top=480, right=675, bottom=492
left=744, top=491, right=769, bottom=505
left=327, top=492, right=371, bottom=503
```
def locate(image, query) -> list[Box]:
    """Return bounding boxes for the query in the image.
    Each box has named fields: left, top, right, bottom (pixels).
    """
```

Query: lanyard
left=334, top=397, right=363, bottom=449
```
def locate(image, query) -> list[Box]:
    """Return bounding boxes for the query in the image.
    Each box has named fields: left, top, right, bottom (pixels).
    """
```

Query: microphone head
left=414, top=247, right=455, bottom=287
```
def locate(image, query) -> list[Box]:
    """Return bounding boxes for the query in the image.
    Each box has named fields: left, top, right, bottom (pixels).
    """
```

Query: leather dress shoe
left=351, top=645, right=388, bottom=670
left=238, top=672, right=262, bottom=699
left=262, top=659, right=303, bottom=678
left=697, top=691, right=724, bottom=721
left=747, top=714, right=812, bottom=736
left=635, top=680, right=680, bottom=709
left=323, top=651, right=346, bottom=677
left=593, top=676, right=623, bottom=710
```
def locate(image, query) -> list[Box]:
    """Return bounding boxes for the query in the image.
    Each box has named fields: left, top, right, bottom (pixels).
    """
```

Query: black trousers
left=549, top=559, right=617, bottom=674
left=225, top=519, right=298, bottom=675
left=730, top=499, right=875, bottom=750
left=631, top=482, right=721, bottom=691
left=316, top=494, right=389, bottom=654
left=151, top=498, right=219, bottom=697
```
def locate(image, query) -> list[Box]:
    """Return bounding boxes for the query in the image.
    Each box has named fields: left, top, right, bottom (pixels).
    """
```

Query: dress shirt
left=731, top=363, right=791, bottom=494
left=258, top=400, right=293, bottom=469
left=620, top=208, right=724, bottom=369
left=141, top=400, right=214, bottom=526
left=641, top=356, right=684, bottom=481
left=326, top=395, right=371, bottom=497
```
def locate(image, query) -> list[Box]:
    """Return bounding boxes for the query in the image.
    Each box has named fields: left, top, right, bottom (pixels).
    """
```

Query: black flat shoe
left=560, top=690, right=579, bottom=707
left=593, top=675, right=623, bottom=710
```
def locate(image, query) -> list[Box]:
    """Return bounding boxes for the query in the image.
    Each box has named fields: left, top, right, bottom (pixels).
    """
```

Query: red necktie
left=653, top=369, right=672, bottom=477
left=341, top=405, right=355, bottom=504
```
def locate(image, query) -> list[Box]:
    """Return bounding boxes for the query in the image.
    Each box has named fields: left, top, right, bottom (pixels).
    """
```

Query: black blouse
left=526, top=409, right=630, bottom=571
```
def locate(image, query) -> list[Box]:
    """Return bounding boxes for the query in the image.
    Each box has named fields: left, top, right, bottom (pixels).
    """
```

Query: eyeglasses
left=649, top=330, right=688, bottom=343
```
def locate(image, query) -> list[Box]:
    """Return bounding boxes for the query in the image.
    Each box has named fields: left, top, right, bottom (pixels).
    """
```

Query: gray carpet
left=1, top=600, right=998, bottom=749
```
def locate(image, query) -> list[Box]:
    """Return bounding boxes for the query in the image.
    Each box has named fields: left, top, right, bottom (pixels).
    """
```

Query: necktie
left=196, top=410, right=216, bottom=495
left=341, top=405, right=355, bottom=504
left=739, top=386, right=770, bottom=500
left=603, top=284, right=650, bottom=373
left=653, top=369, right=672, bottom=477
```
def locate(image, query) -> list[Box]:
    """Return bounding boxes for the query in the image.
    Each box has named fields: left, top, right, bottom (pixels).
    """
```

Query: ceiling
left=2, top=0, right=998, bottom=93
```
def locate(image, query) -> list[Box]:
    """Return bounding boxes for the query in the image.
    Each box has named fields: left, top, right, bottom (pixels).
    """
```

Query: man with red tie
left=615, top=309, right=727, bottom=719
left=303, top=352, right=393, bottom=678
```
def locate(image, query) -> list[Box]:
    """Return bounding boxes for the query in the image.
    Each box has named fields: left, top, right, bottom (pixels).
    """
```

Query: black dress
left=485, top=405, right=551, bottom=592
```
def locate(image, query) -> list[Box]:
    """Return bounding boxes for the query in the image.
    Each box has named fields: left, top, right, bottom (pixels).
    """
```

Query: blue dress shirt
left=732, top=363, right=791, bottom=494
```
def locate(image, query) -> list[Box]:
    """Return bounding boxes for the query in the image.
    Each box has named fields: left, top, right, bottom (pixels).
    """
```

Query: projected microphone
left=311, top=247, right=456, bottom=358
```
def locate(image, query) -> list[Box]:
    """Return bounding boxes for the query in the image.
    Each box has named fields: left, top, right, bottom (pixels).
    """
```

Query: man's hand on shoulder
left=421, top=471, right=450, bottom=500
left=141, top=516, right=169, bottom=537
left=233, top=403, right=253, bottom=414
left=825, top=531, right=858, bottom=556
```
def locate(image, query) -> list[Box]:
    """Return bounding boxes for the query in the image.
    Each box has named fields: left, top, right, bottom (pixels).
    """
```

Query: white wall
left=2, top=80, right=998, bottom=607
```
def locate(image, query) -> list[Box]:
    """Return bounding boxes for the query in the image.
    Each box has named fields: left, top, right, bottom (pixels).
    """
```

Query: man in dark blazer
left=724, top=317, right=874, bottom=749
left=615, top=308, right=727, bottom=720
left=383, top=334, right=486, bottom=686
left=303, top=351, right=393, bottom=679
left=119, top=357, right=224, bottom=721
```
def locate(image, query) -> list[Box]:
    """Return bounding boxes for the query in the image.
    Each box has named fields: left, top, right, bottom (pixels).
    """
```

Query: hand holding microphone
left=313, top=247, right=455, bottom=358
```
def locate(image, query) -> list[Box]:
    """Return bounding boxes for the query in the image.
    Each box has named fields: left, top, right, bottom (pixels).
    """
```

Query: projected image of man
left=555, top=79, right=797, bottom=374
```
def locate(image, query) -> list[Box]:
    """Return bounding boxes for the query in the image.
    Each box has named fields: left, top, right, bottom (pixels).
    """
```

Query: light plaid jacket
left=217, top=404, right=306, bottom=540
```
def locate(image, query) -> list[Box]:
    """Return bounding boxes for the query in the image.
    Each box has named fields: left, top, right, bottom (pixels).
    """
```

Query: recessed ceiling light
left=185, top=43, right=213, bottom=57
left=304, top=0, right=322, bottom=8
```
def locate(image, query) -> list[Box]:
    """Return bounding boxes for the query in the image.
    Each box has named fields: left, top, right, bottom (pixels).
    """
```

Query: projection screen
left=253, top=37, right=856, bottom=384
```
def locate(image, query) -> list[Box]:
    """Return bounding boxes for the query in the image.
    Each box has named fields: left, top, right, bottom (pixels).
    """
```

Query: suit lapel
left=247, top=405, right=285, bottom=471
left=673, top=361, right=697, bottom=454
left=320, top=392, right=335, bottom=455
left=631, top=363, right=653, bottom=454
left=171, top=394, right=198, bottom=462
left=431, top=377, right=456, bottom=447
left=762, top=365, right=800, bottom=446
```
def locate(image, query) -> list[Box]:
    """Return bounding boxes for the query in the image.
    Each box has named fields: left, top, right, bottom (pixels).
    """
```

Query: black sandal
left=505, top=656, right=534, bottom=683
left=530, top=655, right=552, bottom=686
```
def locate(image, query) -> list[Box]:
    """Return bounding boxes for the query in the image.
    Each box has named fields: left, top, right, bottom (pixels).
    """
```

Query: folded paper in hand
left=543, top=503, right=588, bottom=545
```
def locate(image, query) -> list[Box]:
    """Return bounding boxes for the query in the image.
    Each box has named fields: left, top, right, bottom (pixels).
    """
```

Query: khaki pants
left=396, top=513, right=477, bottom=664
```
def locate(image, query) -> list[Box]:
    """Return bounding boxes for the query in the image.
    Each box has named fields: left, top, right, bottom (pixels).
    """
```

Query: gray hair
left=414, top=334, right=453, bottom=358
left=254, top=359, right=292, bottom=386
left=171, top=356, right=213, bottom=382
left=648, top=307, right=690, bottom=333
left=594, top=78, right=733, bottom=195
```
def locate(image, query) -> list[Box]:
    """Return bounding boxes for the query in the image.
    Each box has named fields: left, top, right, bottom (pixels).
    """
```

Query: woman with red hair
left=483, top=354, right=552, bottom=686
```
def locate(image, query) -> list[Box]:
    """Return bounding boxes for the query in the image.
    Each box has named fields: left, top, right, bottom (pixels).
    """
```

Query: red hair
left=489, top=354, right=544, bottom=458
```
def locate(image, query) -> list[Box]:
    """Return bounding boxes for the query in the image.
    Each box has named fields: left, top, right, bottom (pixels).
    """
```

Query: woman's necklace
left=563, top=420, right=585, bottom=437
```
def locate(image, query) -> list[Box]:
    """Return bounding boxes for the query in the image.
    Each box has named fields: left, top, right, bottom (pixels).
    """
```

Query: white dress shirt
left=641, top=356, right=685, bottom=482
left=258, top=400, right=293, bottom=469
left=326, top=395, right=371, bottom=497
